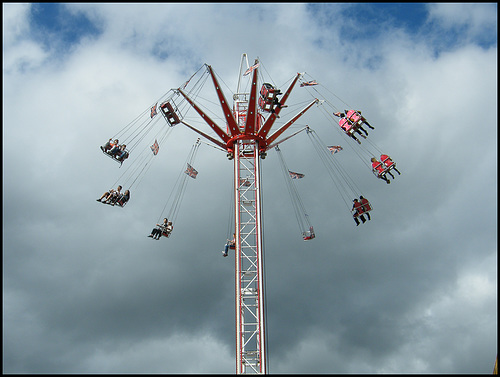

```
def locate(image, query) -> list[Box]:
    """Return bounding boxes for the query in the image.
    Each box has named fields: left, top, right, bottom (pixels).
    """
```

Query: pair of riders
left=97, top=185, right=130, bottom=207
left=371, top=154, right=401, bottom=184
left=101, top=138, right=129, bottom=163
left=148, top=218, right=173, bottom=240
left=352, top=196, right=372, bottom=226
left=333, top=110, right=375, bottom=144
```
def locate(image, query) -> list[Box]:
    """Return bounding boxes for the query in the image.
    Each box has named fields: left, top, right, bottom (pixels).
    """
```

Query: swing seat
left=116, top=199, right=128, bottom=207
left=258, top=96, right=274, bottom=112
left=352, top=209, right=363, bottom=217
left=347, top=112, right=363, bottom=124
left=351, top=119, right=364, bottom=131
left=340, top=112, right=365, bottom=135
left=353, top=207, right=371, bottom=217
left=381, top=157, right=397, bottom=172
left=259, top=83, right=279, bottom=113
left=383, top=165, right=395, bottom=175
left=260, top=83, right=279, bottom=101
left=339, top=118, right=357, bottom=134
left=349, top=113, right=361, bottom=123
left=111, top=196, right=128, bottom=207
left=360, top=203, right=372, bottom=213
left=160, top=101, right=181, bottom=126
left=303, top=227, right=315, bottom=240
left=101, top=146, right=130, bottom=166
left=374, top=163, right=395, bottom=178
left=161, top=225, right=173, bottom=238
left=346, top=110, right=366, bottom=126
left=372, top=162, right=387, bottom=178
left=100, top=198, right=127, bottom=207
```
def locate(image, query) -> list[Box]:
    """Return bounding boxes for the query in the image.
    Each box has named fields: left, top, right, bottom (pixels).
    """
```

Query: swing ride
left=96, top=53, right=400, bottom=374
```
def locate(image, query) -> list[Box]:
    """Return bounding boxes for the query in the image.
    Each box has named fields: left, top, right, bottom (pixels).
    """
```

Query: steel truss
left=175, top=54, right=317, bottom=374
left=234, top=138, right=266, bottom=374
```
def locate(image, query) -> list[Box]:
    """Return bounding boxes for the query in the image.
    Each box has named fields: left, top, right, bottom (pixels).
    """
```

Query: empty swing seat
left=260, top=83, right=278, bottom=101
left=160, top=101, right=181, bottom=126
left=258, top=96, right=274, bottom=112
left=259, top=83, right=280, bottom=113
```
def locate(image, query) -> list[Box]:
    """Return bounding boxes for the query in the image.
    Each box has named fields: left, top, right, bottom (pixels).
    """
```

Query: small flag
left=333, top=112, right=343, bottom=117
left=185, top=163, right=198, bottom=179
left=288, top=170, right=305, bottom=179
left=151, top=103, right=158, bottom=118
left=181, top=71, right=197, bottom=89
left=327, top=145, right=343, bottom=154
left=300, top=80, right=318, bottom=87
left=150, top=139, right=159, bottom=155
left=243, top=62, right=260, bottom=76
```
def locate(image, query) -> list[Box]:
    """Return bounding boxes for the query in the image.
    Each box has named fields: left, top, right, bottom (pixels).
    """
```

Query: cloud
left=2, top=4, right=48, bottom=73
left=428, top=3, right=497, bottom=44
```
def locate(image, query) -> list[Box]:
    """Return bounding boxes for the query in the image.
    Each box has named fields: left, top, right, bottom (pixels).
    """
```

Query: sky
left=2, top=3, right=497, bottom=374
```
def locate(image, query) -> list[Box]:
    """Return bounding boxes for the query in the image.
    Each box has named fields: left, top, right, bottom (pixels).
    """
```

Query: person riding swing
left=222, top=233, right=236, bottom=257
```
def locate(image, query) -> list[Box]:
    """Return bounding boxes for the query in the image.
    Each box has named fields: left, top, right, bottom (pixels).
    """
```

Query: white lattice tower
left=234, top=138, right=266, bottom=374
left=176, top=54, right=317, bottom=374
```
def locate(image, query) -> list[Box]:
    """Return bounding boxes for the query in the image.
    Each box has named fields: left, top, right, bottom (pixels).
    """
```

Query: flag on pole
left=185, top=163, right=198, bottom=179
left=150, top=139, right=159, bottom=155
left=327, top=145, right=343, bottom=154
left=243, top=62, right=260, bottom=76
left=288, top=170, right=305, bottom=179
left=151, top=103, right=158, bottom=118
left=300, top=80, right=318, bottom=87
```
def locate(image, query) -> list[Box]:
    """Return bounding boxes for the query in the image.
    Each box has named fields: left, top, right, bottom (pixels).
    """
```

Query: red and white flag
left=288, top=170, right=305, bottom=179
left=151, top=103, right=158, bottom=118
left=150, top=139, right=159, bottom=155
left=300, top=80, right=318, bottom=87
left=327, top=145, right=343, bottom=154
left=185, top=163, right=198, bottom=179
left=243, top=62, right=260, bottom=76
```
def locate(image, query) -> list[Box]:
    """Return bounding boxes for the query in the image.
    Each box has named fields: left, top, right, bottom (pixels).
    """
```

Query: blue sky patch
left=29, top=3, right=102, bottom=52
left=306, top=3, right=429, bottom=39
left=307, top=3, right=497, bottom=52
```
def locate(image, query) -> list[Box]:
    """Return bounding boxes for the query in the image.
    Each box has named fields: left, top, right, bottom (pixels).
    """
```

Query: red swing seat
left=160, top=101, right=181, bottom=126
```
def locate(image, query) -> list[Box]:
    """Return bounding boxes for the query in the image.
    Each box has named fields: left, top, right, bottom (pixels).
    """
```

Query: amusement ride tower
left=101, top=52, right=392, bottom=373
left=171, top=54, right=318, bottom=374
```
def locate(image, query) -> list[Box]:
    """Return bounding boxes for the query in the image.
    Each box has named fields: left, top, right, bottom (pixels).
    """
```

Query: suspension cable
left=275, top=145, right=312, bottom=236
left=156, top=139, right=201, bottom=224
left=306, top=127, right=364, bottom=211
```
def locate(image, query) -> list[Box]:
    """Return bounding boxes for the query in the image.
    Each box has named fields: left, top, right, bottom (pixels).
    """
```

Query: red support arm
left=244, top=62, right=259, bottom=135
left=207, top=65, right=241, bottom=138
left=257, top=72, right=301, bottom=140
left=180, top=121, right=228, bottom=151
left=178, top=88, right=230, bottom=145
